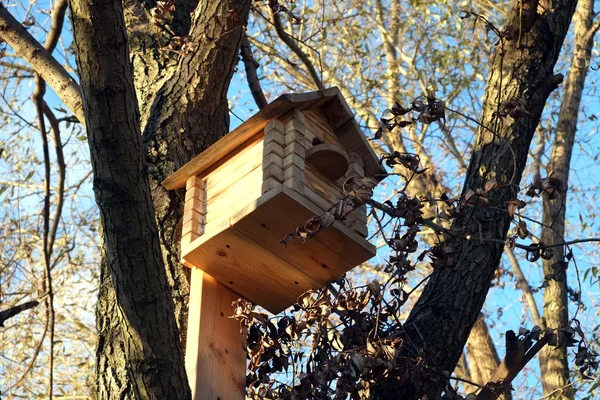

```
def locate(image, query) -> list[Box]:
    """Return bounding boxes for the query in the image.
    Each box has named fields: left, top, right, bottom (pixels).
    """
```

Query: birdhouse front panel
left=166, top=89, right=381, bottom=313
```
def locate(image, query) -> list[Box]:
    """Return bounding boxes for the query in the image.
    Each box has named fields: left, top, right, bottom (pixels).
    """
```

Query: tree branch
left=505, top=245, right=545, bottom=328
left=0, top=2, right=84, bottom=123
left=0, top=300, right=39, bottom=326
left=477, top=334, right=551, bottom=400
left=29, top=2, right=68, bottom=396
left=268, top=1, right=323, bottom=90
left=240, top=31, right=268, bottom=109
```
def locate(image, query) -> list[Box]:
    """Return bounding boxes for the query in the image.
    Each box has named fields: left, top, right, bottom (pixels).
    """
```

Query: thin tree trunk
left=454, top=353, right=478, bottom=395
left=540, top=0, right=598, bottom=397
left=68, top=0, right=190, bottom=397
left=372, top=1, right=577, bottom=398
left=466, top=314, right=513, bottom=400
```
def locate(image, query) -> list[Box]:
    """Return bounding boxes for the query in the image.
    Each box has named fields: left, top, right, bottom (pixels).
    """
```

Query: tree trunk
left=68, top=0, right=190, bottom=398
left=466, top=315, right=513, bottom=400
left=91, top=0, right=252, bottom=398
left=140, top=0, right=251, bottom=341
left=454, top=353, right=478, bottom=395
left=372, top=1, right=577, bottom=398
left=540, top=0, right=597, bottom=397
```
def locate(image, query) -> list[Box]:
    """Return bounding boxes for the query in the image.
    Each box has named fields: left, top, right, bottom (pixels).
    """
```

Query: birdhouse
left=163, top=88, right=383, bottom=314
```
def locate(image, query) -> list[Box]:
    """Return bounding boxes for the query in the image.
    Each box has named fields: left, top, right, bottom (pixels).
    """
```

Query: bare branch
left=267, top=1, right=323, bottom=90
left=505, top=245, right=545, bottom=328
left=0, top=3, right=84, bottom=123
left=0, top=300, right=39, bottom=326
left=240, top=31, right=268, bottom=110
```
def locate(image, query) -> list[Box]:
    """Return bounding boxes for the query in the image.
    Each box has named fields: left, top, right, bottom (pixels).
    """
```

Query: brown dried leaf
left=484, top=178, right=498, bottom=193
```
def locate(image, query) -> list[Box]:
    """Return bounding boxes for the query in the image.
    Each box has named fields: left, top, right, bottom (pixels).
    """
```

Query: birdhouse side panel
left=304, top=163, right=343, bottom=207
left=202, top=136, right=264, bottom=233
left=302, top=109, right=342, bottom=147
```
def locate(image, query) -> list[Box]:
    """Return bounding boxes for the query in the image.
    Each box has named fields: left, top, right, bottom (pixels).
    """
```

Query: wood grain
left=185, top=269, right=246, bottom=400
left=183, top=226, right=321, bottom=313
left=303, top=109, right=342, bottom=146
left=181, top=189, right=376, bottom=313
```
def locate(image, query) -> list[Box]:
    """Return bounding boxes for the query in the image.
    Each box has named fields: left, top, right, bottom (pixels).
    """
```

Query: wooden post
left=185, top=269, right=246, bottom=400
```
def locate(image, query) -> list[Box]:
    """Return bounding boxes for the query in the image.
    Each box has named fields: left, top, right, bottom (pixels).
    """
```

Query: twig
left=0, top=300, right=39, bottom=326
left=240, top=31, right=268, bottom=110
left=449, top=376, right=488, bottom=390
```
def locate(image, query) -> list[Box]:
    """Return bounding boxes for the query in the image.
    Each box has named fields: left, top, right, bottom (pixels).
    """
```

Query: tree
left=1, top=0, right=251, bottom=397
left=1, top=0, right=600, bottom=399
left=538, top=0, right=599, bottom=396
left=241, top=1, right=598, bottom=398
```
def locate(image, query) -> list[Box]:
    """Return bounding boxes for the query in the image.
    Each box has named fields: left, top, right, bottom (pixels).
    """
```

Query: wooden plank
left=283, top=153, right=305, bottom=170
left=184, top=187, right=283, bottom=253
left=304, top=163, right=344, bottom=205
left=183, top=218, right=204, bottom=237
left=184, top=196, right=204, bottom=215
left=205, top=166, right=263, bottom=224
left=186, top=175, right=205, bottom=190
left=263, top=164, right=284, bottom=182
left=203, top=137, right=263, bottom=200
left=185, top=269, right=246, bottom=400
left=335, top=119, right=386, bottom=180
left=263, top=153, right=283, bottom=170
left=182, top=227, right=322, bottom=314
left=303, top=109, right=342, bottom=146
left=232, top=190, right=376, bottom=286
left=264, top=141, right=284, bottom=159
left=319, top=89, right=355, bottom=130
left=185, top=184, right=206, bottom=202
left=281, top=186, right=376, bottom=255
left=304, top=187, right=334, bottom=212
left=184, top=209, right=206, bottom=226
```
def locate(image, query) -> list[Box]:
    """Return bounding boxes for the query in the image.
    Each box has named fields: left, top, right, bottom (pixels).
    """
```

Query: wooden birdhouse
left=163, top=88, right=383, bottom=399
left=163, top=87, right=383, bottom=314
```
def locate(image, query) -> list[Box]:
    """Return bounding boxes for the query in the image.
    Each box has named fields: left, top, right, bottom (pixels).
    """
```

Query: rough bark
left=372, top=1, right=577, bottom=398
left=540, top=0, right=597, bottom=397
left=92, top=0, right=252, bottom=397
left=68, top=0, right=190, bottom=398
left=141, top=0, right=251, bottom=337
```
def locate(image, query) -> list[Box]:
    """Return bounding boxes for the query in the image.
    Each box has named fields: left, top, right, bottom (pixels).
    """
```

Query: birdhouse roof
left=162, top=87, right=384, bottom=190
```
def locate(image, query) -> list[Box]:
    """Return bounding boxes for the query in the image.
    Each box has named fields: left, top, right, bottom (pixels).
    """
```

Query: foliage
left=232, top=99, right=599, bottom=398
